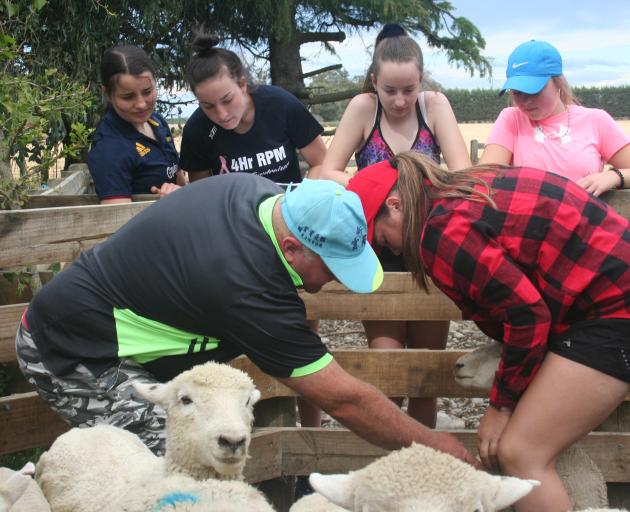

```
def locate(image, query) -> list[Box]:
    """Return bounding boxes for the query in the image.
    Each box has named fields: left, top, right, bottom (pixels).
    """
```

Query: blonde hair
left=386, top=152, right=497, bottom=290
left=509, top=75, right=580, bottom=106
left=552, top=75, right=580, bottom=105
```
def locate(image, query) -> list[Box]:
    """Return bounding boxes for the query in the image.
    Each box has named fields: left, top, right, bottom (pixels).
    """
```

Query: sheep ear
left=19, top=462, right=35, bottom=476
left=0, top=470, right=32, bottom=506
left=309, top=472, right=354, bottom=509
left=493, top=476, right=540, bottom=509
left=249, top=388, right=261, bottom=407
left=133, top=381, right=170, bottom=408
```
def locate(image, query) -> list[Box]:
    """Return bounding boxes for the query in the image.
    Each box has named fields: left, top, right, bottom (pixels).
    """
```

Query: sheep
left=0, top=462, right=50, bottom=512
left=36, top=361, right=261, bottom=512
left=102, top=474, right=275, bottom=512
left=290, top=442, right=539, bottom=512
left=36, top=425, right=163, bottom=512
left=454, top=341, right=608, bottom=510
left=132, top=361, right=261, bottom=481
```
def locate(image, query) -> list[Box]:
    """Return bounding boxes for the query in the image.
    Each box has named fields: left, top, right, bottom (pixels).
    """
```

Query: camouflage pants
left=15, top=323, right=166, bottom=454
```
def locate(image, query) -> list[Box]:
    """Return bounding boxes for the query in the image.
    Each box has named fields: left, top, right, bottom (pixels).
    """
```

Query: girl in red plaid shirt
left=347, top=151, right=630, bottom=512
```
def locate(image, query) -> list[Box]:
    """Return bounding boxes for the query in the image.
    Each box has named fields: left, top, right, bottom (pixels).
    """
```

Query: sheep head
left=308, top=443, right=539, bottom=512
left=134, top=362, right=261, bottom=481
left=453, top=341, right=501, bottom=391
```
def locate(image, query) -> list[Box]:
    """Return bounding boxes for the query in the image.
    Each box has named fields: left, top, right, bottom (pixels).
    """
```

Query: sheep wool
left=307, top=443, right=539, bottom=512
left=36, top=425, right=161, bottom=512
left=0, top=463, right=50, bottom=512
left=290, top=492, right=346, bottom=511
left=103, top=474, right=276, bottom=511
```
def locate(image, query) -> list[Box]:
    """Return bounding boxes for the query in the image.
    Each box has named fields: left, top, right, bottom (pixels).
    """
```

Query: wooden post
left=598, top=403, right=630, bottom=508
left=253, top=397, right=297, bottom=512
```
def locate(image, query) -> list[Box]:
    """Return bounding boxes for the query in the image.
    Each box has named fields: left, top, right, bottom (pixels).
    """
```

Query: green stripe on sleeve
left=290, top=352, right=334, bottom=377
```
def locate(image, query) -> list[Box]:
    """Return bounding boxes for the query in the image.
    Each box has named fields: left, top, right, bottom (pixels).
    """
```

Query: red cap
left=346, top=160, right=399, bottom=243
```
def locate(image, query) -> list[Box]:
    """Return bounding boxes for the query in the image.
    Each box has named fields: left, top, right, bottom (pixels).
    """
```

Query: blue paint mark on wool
left=152, top=491, right=200, bottom=510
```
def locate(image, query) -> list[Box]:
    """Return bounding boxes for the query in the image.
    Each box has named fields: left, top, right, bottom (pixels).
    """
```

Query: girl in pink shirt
left=481, top=40, right=630, bottom=196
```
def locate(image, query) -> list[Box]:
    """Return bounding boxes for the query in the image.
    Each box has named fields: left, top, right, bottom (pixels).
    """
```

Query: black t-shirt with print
left=179, top=85, right=323, bottom=183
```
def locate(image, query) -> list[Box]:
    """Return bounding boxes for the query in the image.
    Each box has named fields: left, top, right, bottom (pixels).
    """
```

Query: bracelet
left=609, top=167, right=625, bottom=189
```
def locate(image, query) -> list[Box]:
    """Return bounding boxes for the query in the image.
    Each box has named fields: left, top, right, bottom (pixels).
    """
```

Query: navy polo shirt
left=88, top=109, right=179, bottom=199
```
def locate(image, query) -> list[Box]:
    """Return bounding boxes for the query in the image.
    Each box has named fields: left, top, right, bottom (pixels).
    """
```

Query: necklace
left=534, top=107, right=572, bottom=144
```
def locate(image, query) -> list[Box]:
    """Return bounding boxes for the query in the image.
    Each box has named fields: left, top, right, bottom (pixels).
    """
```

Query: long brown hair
left=362, top=24, right=423, bottom=93
left=387, top=152, right=497, bottom=290
left=187, top=29, right=251, bottom=94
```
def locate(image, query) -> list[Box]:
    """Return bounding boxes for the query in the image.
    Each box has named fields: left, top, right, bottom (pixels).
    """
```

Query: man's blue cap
left=500, top=40, right=562, bottom=96
left=281, top=179, right=383, bottom=294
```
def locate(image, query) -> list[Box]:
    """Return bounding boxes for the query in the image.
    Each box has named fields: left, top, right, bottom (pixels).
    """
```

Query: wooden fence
left=1, top=190, right=630, bottom=510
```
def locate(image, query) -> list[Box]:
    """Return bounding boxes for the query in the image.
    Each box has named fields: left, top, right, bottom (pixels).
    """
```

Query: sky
left=300, top=0, right=630, bottom=90
left=171, top=1, right=630, bottom=117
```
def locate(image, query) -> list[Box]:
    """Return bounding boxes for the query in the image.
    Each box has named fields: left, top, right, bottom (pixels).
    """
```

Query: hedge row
left=446, top=85, right=630, bottom=123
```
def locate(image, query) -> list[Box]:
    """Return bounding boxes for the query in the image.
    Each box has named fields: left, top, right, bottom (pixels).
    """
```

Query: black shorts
left=548, top=318, right=630, bottom=382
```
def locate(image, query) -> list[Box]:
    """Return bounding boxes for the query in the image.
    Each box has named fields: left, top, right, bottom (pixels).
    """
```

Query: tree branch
left=306, top=87, right=361, bottom=105
left=301, top=64, right=342, bottom=79
left=298, top=31, right=346, bottom=44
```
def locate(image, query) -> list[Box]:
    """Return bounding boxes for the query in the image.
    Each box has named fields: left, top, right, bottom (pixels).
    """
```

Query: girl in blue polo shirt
left=88, top=45, right=184, bottom=204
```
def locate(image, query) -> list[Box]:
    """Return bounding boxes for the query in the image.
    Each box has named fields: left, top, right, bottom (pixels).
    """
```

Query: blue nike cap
left=281, top=179, right=383, bottom=293
left=500, top=40, right=562, bottom=96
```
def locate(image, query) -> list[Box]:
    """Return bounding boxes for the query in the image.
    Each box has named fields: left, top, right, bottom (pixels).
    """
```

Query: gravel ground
left=317, top=319, right=493, bottom=430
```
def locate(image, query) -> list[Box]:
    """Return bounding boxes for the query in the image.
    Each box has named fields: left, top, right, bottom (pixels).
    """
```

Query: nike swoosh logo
left=512, top=62, right=529, bottom=68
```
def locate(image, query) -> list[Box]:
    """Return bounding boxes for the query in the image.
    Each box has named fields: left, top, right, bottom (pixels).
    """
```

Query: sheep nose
left=218, top=435, right=246, bottom=454
left=455, top=363, right=465, bottom=369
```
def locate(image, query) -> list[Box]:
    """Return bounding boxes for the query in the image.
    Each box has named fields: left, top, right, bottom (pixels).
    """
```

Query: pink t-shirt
left=486, top=105, right=630, bottom=182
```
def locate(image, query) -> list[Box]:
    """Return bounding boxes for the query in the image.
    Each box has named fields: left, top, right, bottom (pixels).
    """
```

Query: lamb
left=454, top=341, right=608, bottom=510
left=36, top=361, right=261, bottom=512
left=0, top=462, right=50, bottom=512
left=290, top=442, right=539, bottom=512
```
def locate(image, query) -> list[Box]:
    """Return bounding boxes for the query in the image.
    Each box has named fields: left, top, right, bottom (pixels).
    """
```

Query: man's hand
left=478, top=405, right=512, bottom=469
left=426, top=430, right=481, bottom=469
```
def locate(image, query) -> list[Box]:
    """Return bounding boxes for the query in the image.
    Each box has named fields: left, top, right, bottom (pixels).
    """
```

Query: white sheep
left=454, top=341, right=608, bottom=510
left=133, top=361, right=261, bottom=481
left=36, top=425, right=162, bottom=512
left=290, top=442, right=539, bottom=512
left=102, top=473, right=275, bottom=511
left=36, top=361, right=261, bottom=512
left=0, top=462, right=50, bottom=512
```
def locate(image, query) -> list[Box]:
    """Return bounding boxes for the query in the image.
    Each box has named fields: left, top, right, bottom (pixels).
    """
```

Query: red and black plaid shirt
left=422, top=167, right=630, bottom=408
